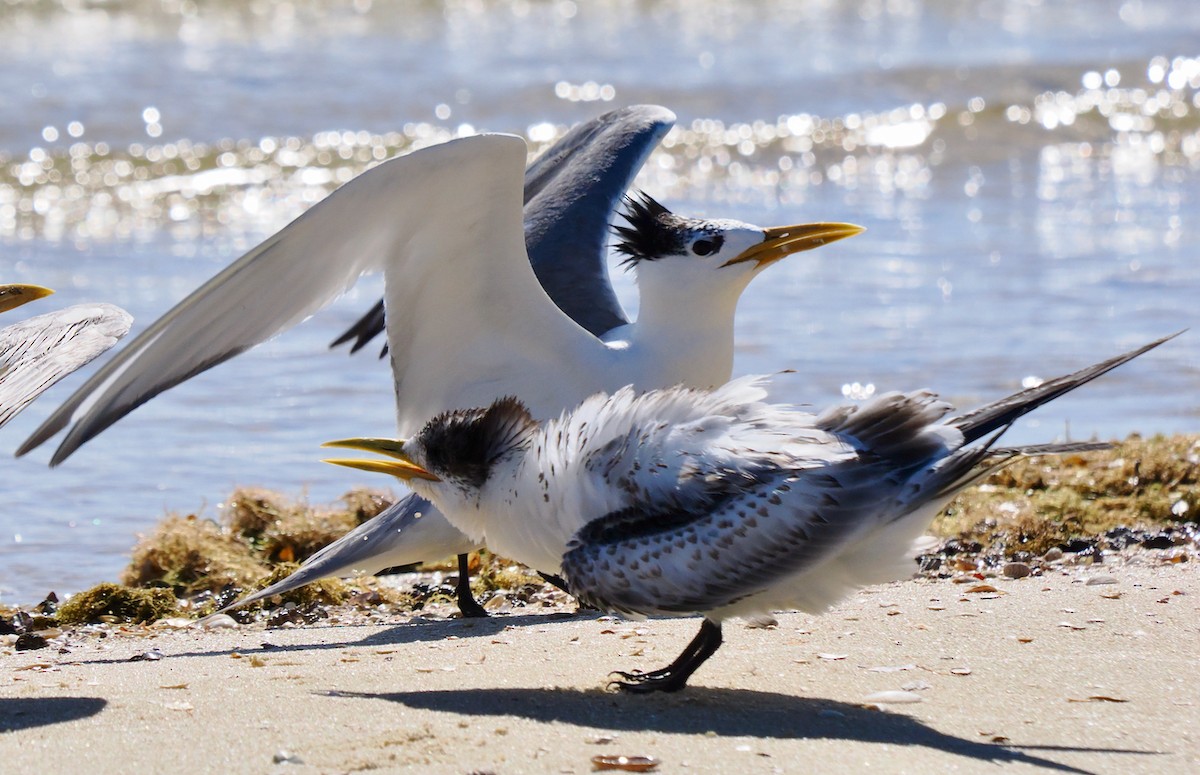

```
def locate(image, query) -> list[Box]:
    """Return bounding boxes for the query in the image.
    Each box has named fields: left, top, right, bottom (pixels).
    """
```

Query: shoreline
left=2, top=561, right=1197, bottom=773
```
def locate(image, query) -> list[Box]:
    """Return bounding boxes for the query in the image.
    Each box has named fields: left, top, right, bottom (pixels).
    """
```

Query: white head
left=612, top=193, right=864, bottom=313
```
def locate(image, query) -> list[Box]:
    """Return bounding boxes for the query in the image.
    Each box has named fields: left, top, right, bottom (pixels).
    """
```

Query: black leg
left=454, top=553, right=489, bottom=618
left=609, top=619, right=723, bottom=693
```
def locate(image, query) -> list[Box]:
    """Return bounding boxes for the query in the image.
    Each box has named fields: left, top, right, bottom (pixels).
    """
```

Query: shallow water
left=1, top=0, right=1198, bottom=602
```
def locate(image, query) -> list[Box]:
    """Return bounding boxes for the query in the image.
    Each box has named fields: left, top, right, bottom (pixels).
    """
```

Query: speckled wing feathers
left=559, top=388, right=967, bottom=616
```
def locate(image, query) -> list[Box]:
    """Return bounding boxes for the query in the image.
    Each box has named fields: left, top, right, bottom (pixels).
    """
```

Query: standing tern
left=15, top=119, right=862, bottom=610
left=323, top=333, right=1175, bottom=693
left=0, top=284, right=132, bottom=431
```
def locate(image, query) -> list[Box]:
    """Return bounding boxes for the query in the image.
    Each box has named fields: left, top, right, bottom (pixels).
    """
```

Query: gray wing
left=522, top=104, right=674, bottom=335
left=332, top=104, right=675, bottom=352
left=559, top=393, right=961, bottom=617
left=0, top=304, right=132, bottom=430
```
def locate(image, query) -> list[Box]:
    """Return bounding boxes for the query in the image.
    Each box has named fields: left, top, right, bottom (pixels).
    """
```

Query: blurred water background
left=1, top=0, right=1197, bottom=603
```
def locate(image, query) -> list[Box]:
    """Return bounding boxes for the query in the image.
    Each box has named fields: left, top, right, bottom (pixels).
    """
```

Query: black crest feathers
left=420, top=397, right=537, bottom=488
left=612, top=192, right=689, bottom=264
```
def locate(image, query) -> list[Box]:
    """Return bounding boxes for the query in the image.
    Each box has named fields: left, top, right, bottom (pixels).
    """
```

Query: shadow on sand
left=323, top=685, right=1161, bottom=775
left=73, top=612, right=582, bottom=664
left=0, top=696, right=106, bottom=733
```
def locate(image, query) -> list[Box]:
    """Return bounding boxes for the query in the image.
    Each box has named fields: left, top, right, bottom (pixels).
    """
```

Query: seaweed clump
left=57, top=582, right=178, bottom=625
left=122, top=487, right=395, bottom=599
left=932, top=434, right=1199, bottom=558
left=244, top=562, right=350, bottom=611
left=124, top=514, right=267, bottom=595
left=225, top=487, right=392, bottom=564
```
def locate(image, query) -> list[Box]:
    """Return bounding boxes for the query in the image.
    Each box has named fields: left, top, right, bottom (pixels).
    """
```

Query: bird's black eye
left=692, top=238, right=719, bottom=256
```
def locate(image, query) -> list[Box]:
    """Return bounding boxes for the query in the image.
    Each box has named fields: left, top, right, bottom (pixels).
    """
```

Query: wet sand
left=2, top=561, right=1197, bottom=774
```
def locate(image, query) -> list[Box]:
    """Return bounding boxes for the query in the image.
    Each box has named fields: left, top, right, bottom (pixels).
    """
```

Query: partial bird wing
left=947, top=331, right=1182, bottom=444
left=20, top=134, right=601, bottom=463
left=0, top=303, right=132, bottom=430
left=521, top=104, right=674, bottom=336
left=559, top=390, right=957, bottom=617
left=331, top=104, right=675, bottom=352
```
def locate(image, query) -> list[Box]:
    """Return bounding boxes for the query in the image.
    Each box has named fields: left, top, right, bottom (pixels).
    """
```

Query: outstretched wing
left=0, top=303, right=132, bottom=430
left=20, top=135, right=600, bottom=463
left=331, top=104, right=675, bottom=352
left=522, top=104, right=674, bottom=335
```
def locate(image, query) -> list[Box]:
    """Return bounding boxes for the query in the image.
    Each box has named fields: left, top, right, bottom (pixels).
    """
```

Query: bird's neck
left=615, top=271, right=745, bottom=389
left=418, top=452, right=579, bottom=576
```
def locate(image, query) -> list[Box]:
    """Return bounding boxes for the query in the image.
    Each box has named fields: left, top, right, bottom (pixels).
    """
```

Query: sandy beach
left=2, top=559, right=1196, bottom=774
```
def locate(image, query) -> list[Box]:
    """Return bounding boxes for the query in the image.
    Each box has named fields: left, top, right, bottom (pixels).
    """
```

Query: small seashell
left=14, top=633, right=48, bottom=651
left=273, top=749, right=305, bottom=765
left=1085, top=575, right=1118, bottom=586
left=154, top=617, right=194, bottom=630
left=1002, top=562, right=1032, bottom=579
left=949, top=667, right=972, bottom=676
left=863, top=690, right=923, bottom=704
left=817, top=653, right=848, bottom=661
left=591, top=754, right=660, bottom=772
left=129, top=649, right=163, bottom=662
left=198, top=613, right=238, bottom=630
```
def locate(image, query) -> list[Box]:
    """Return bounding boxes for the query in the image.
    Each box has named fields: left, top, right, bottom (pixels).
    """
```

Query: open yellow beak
left=0, top=283, right=54, bottom=315
left=321, top=437, right=441, bottom=482
left=720, top=222, right=865, bottom=269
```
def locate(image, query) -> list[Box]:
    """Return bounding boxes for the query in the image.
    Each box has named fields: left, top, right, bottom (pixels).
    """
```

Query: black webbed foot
left=605, top=619, right=723, bottom=694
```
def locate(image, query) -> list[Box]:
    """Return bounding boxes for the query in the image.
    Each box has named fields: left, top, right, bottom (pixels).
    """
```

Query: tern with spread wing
left=0, top=284, right=131, bottom=431
left=324, top=333, right=1176, bottom=692
left=235, top=105, right=701, bottom=615
left=16, top=109, right=862, bottom=613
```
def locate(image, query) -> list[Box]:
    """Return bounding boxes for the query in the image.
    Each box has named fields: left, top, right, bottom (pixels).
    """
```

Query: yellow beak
left=321, top=437, right=440, bottom=482
left=0, top=283, right=55, bottom=315
left=721, top=222, right=865, bottom=269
